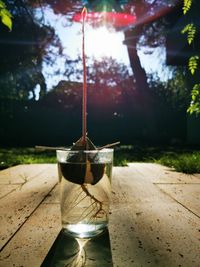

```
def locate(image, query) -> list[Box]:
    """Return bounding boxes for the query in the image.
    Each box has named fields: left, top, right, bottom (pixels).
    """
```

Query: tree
left=0, top=1, right=190, bottom=131
left=0, top=0, right=61, bottom=104
left=40, top=56, right=136, bottom=122
left=30, top=1, right=179, bottom=94
left=37, top=0, right=187, bottom=141
left=122, top=1, right=181, bottom=103
left=0, top=0, right=184, bottom=102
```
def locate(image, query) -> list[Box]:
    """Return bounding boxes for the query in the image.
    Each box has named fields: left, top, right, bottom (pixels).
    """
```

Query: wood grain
left=0, top=164, right=58, bottom=250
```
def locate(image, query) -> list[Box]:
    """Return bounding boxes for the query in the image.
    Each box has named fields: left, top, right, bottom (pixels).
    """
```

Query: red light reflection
left=73, top=12, right=136, bottom=28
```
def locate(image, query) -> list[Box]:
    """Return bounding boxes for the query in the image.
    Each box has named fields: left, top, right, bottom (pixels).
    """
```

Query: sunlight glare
left=85, top=26, right=127, bottom=60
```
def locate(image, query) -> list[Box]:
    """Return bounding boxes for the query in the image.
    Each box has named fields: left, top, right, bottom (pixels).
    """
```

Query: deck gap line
left=0, top=187, right=19, bottom=200
left=0, top=182, right=58, bottom=252
left=154, top=182, right=200, bottom=185
left=42, top=202, right=60, bottom=205
left=155, top=184, right=200, bottom=219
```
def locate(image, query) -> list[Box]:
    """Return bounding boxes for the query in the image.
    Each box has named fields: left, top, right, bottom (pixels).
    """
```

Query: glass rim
left=56, top=148, right=114, bottom=154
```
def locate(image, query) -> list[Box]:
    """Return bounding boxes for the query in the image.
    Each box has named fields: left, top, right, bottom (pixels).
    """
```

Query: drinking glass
left=56, top=148, right=113, bottom=238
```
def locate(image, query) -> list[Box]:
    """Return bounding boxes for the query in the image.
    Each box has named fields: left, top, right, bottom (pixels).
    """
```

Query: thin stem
left=82, top=7, right=87, bottom=144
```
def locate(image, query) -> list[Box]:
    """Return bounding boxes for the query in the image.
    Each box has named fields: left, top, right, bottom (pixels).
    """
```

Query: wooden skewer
left=35, top=145, right=68, bottom=151
left=35, top=141, right=120, bottom=151
left=97, top=141, right=120, bottom=150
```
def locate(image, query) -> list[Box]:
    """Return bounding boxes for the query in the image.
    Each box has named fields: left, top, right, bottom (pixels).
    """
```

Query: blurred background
left=0, top=0, right=200, bottom=147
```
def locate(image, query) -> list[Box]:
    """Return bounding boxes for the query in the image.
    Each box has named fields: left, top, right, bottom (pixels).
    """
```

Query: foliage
left=0, top=0, right=12, bottom=30
left=188, top=56, right=199, bottom=75
left=41, top=57, right=134, bottom=115
left=181, top=23, right=196, bottom=45
left=88, top=57, right=131, bottom=86
left=64, top=56, right=133, bottom=88
left=182, top=0, right=192, bottom=14
left=116, top=146, right=200, bottom=174
left=148, top=68, right=191, bottom=110
left=157, top=151, right=200, bottom=174
left=0, top=51, right=189, bottom=148
left=0, top=0, right=182, bottom=103
left=0, top=148, right=56, bottom=170
left=181, top=0, right=200, bottom=115
left=0, top=0, right=62, bottom=118
left=187, top=84, right=200, bottom=115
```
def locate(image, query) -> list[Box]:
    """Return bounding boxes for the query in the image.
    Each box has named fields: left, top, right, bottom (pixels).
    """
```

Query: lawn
left=0, top=148, right=56, bottom=170
left=0, top=146, right=200, bottom=174
left=114, top=145, right=200, bottom=174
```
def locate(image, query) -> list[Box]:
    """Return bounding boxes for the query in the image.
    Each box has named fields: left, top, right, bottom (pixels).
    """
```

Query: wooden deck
left=0, top=163, right=200, bottom=267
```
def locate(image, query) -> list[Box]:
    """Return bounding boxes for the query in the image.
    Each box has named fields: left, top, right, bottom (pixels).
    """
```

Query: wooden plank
left=0, top=164, right=52, bottom=185
left=43, top=184, right=60, bottom=204
left=0, top=164, right=58, bottom=250
left=128, top=162, right=200, bottom=184
left=156, top=184, right=200, bottom=217
left=109, top=166, right=200, bottom=267
left=0, top=185, right=18, bottom=199
left=0, top=203, right=61, bottom=267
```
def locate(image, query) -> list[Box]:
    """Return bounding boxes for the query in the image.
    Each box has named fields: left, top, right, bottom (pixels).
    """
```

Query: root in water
left=64, top=183, right=107, bottom=225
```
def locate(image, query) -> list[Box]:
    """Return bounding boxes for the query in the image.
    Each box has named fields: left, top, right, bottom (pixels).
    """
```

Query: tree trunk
left=123, top=27, right=156, bottom=141
left=124, top=27, right=154, bottom=111
left=124, top=28, right=149, bottom=95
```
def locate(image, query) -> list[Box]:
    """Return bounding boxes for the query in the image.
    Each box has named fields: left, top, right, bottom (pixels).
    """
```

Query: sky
left=38, top=7, right=172, bottom=91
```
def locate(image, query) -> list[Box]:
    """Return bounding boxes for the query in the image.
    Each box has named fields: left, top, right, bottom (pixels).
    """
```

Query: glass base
left=62, top=223, right=107, bottom=238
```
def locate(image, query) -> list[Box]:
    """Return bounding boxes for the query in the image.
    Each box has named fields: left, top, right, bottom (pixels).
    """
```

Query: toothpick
left=35, top=145, right=68, bottom=151
left=98, top=141, right=120, bottom=150
left=35, top=141, right=120, bottom=151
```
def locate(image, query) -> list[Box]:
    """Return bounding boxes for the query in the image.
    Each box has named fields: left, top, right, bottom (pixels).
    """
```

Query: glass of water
left=56, top=148, right=113, bottom=238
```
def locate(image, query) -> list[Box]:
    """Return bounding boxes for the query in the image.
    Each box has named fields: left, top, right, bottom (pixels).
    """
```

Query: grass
left=0, top=146, right=200, bottom=174
left=0, top=148, right=56, bottom=170
left=157, top=152, right=200, bottom=174
left=114, top=145, right=200, bottom=174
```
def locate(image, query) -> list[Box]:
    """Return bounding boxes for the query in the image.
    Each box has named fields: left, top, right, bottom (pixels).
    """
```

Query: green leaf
left=183, top=0, right=192, bottom=14
left=192, top=84, right=200, bottom=92
left=188, top=56, right=199, bottom=75
left=187, top=84, right=200, bottom=115
left=187, top=103, right=200, bottom=114
left=0, top=1, right=5, bottom=9
left=1, top=12, right=12, bottom=30
left=0, top=1, right=12, bottom=30
left=181, top=23, right=196, bottom=45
